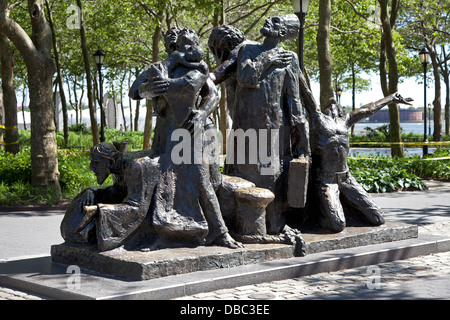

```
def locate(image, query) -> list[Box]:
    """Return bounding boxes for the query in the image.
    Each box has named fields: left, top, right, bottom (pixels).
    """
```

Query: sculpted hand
left=186, top=109, right=207, bottom=134
left=271, top=51, right=293, bottom=66
left=80, top=188, right=96, bottom=207
left=191, top=109, right=207, bottom=124
left=394, top=93, right=413, bottom=106
left=256, top=50, right=293, bottom=77
left=76, top=205, right=98, bottom=232
left=139, top=77, right=170, bottom=99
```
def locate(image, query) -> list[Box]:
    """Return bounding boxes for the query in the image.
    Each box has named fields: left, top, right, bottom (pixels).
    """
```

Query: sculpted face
left=89, top=155, right=111, bottom=185
left=208, top=25, right=245, bottom=64
left=261, top=16, right=284, bottom=38
left=184, top=45, right=204, bottom=62
left=164, top=27, right=181, bottom=54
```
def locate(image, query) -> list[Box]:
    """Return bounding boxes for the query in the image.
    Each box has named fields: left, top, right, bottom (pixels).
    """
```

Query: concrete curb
left=1, top=234, right=449, bottom=300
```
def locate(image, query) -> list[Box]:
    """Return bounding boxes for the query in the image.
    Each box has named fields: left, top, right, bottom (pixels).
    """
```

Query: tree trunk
left=45, top=0, right=68, bottom=146
left=134, top=99, right=140, bottom=132
left=143, top=8, right=163, bottom=149
left=133, top=68, right=141, bottom=132
left=21, top=86, right=27, bottom=130
left=0, top=87, right=3, bottom=150
left=76, top=0, right=99, bottom=146
left=379, top=31, right=389, bottom=97
left=119, top=71, right=127, bottom=132
left=128, top=71, right=133, bottom=131
left=0, top=0, right=61, bottom=191
left=317, top=0, right=334, bottom=109
left=428, top=44, right=442, bottom=141
left=28, top=57, right=60, bottom=191
left=378, top=0, right=403, bottom=157
left=78, top=78, right=85, bottom=125
left=143, top=99, right=153, bottom=149
left=444, top=70, right=450, bottom=136
left=0, top=34, right=19, bottom=154
left=442, top=46, right=450, bottom=136
left=28, top=1, right=60, bottom=191
left=351, top=62, right=356, bottom=137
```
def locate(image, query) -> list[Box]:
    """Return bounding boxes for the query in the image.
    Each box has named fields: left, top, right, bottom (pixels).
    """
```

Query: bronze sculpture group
left=60, top=14, right=413, bottom=254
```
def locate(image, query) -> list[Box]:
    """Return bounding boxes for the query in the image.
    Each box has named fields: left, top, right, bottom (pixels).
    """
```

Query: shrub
left=0, top=148, right=32, bottom=185
left=69, top=123, right=89, bottom=134
left=348, top=155, right=427, bottom=193
left=401, top=148, right=450, bottom=180
left=57, top=149, right=112, bottom=197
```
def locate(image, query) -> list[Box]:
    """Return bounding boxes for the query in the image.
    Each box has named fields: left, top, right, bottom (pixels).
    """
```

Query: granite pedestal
left=50, top=221, right=418, bottom=281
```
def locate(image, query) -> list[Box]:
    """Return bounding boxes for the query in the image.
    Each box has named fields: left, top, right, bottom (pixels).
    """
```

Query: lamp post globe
left=337, top=88, right=342, bottom=103
left=94, top=49, right=105, bottom=66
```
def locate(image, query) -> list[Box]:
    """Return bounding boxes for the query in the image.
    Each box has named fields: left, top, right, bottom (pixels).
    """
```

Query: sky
left=10, top=69, right=446, bottom=131
left=310, top=73, right=446, bottom=111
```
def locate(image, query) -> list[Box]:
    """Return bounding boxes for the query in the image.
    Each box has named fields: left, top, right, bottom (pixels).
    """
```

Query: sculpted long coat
left=225, top=44, right=309, bottom=234
left=61, top=156, right=160, bottom=251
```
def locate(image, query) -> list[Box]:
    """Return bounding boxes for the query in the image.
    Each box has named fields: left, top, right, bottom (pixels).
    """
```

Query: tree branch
left=137, top=0, right=157, bottom=18
left=9, top=0, right=25, bottom=11
left=0, top=2, right=36, bottom=64
left=344, top=0, right=382, bottom=27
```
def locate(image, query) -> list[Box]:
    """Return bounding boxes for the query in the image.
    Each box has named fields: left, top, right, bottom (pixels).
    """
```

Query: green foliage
left=104, top=128, right=144, bottom=150
left=349, top=155, right=427, bottom=193
left=402, top=148, right=450, bottom=180
left=69, top=123, right=89, bottom=134
left=348, top=148, right=450, bottom=193
left=0, top=148, right=64, bottom=205
left=18, top=129, right=31, bottom=148
left=53, top=128, right=145, bottom=151
left=0, top=148, right=32, bottom=185
left=0, top=148, right=114, bottom=206
left=0, top=130, right=123, bottom=206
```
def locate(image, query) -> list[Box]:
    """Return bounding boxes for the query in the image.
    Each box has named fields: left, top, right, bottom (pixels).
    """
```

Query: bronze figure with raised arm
left=299, top=73, right=413, bottom=232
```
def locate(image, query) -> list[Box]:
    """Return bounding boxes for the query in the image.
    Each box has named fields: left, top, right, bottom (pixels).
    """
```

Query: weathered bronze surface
left=57, top=14, right=413, bottom=277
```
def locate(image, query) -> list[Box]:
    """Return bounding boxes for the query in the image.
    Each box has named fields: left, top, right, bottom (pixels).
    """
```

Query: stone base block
left=51, top=221, right=417, bottom=281
left=51, top=242, right=295, bottom=281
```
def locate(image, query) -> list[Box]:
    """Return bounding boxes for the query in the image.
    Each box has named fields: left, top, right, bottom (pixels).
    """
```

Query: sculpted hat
left=279, top=14, right=300, bottom=41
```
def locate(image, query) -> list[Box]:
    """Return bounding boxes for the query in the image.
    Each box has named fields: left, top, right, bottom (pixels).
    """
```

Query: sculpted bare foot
left=214, top=233, right=244, bottom=249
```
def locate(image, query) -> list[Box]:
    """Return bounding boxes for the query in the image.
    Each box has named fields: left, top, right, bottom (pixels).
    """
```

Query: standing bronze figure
left=136, top=29, right=242, bottom=248
left=223, top=15, right=310, bottom=234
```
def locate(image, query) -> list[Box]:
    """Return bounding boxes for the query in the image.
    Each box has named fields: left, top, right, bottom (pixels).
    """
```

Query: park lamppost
left=94, top=49, right=106, bottom=143
left=419, top=47, right=430, bottom=156
left=292, top=0, right=310, bottom=73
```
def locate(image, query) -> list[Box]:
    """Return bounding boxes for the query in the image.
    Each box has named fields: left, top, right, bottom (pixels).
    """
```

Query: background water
left=351, top=122, right=445, bottom=157
left=352, top=121, right=446, bottom=135
left=348, top=147, right=436, bottom=157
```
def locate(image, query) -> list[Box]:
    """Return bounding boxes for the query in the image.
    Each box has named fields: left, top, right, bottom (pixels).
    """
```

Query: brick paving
left=0, top=287, right=44, bottom=300
left=174, top=251, right=450, bottom=300
left=174, top=223, right=450, bottom=300
left=1, top=223, right=450, bottom=300
left=1, top=183, right=450, bottom=300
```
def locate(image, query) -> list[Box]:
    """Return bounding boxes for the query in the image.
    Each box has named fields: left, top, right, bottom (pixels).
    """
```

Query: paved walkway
left=175, top=222, right=450, bottom=300
left=1, top=180, right=450, bottom=300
